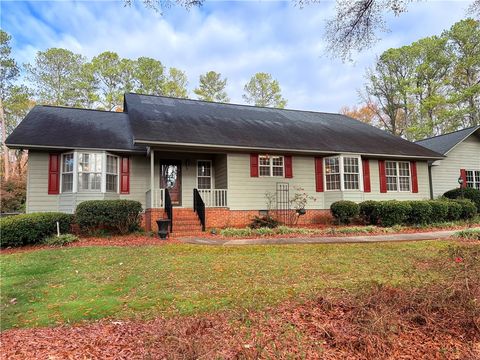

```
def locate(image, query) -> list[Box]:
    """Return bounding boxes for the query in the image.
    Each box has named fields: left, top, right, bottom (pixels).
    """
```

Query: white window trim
left=465, top=169, right=480, bottom=189
left=386, top=161, right=411, bottom=193
left=196, top=159, right=214, bottom=189
left=323, top=155, right=363, bottom=192
left=60, top=150, right=120, bottom=194
left=258, top=154, right=284, bottom=178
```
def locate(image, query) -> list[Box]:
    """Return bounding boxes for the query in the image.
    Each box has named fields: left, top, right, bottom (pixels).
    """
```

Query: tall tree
left=0, top=30, right=20, bottom=180
left=134, top=57, right=166, bottom=95
left=163, top=67, right=188, bottom=98
left=194, top=71, right=229, bottom=102
left=243, top=72, right=287, bottom=108
left=444, top=19, right=480, bottom=128
left=90, top=51, right=129, bottom=110
left=25, top=48, right=85, bottom=106
left=340, top=103, right=377, bottom=125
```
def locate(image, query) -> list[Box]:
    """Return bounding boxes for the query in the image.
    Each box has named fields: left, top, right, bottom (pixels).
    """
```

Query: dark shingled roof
left=415, top=126, right=480, bottom=155
left=6, top=105, right=144, bottom=152
left=125, top=93, right=443, bottom=158
left=7, top=93, right=444, bottom=159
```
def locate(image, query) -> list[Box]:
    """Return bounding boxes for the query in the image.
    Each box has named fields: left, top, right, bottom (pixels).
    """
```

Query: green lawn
left=1, top=241, right=454, bottom=330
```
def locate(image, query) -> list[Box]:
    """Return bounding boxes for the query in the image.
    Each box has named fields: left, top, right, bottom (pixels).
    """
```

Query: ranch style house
left=7, top=93, right=448, bottom=235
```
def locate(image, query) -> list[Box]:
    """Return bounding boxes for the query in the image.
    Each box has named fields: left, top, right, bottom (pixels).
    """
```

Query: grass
left=454, top=228, right=480, bottom=240
left=0, top=240, right=459, bottom=330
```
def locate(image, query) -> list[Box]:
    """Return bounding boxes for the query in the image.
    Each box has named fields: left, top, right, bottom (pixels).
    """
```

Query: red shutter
left=362, top=158, right=371, bottom=192
left=120, top=156, right=130, bottom=194
left=48, top=154, right=60, bottom=194
left=378, top=160, right=387, bottom=193
left=460, top=169, right=467, bottom=188
left=284, top=155, right=293, bottom=178
left=315, top=157, right=324, bottom=192
left=250, top=154, right=259, bottom=177
left=411, top=161, right=418, bottom=193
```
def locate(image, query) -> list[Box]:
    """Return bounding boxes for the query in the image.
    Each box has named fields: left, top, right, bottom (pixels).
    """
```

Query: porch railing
left=198, top=189, right=228, bottom=207
left=146, top=188, right=165, bottom=209
left=193, top=189, right=206, bottom=231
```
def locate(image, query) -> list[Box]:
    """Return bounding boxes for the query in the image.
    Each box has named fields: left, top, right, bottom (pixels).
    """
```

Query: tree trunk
left=0, top=98, right=9, bottom=180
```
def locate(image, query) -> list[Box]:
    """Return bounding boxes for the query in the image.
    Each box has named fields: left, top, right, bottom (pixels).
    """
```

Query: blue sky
left=1, top=0, right=473, bottom=112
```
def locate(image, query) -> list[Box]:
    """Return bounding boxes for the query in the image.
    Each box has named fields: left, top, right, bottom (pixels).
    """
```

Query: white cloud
left=2, top=0, right=470, bottom=112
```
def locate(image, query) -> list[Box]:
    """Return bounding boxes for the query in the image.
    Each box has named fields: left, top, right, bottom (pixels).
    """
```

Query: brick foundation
left=205, top=208, right=332, bottom=229
left=143, top=208, right=333, bottom=232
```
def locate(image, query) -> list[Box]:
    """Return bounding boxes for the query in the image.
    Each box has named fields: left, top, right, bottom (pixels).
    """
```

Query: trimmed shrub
left=377, top=201, right=411, bottom=227
left=443, top=187, right=480, bottom=212
left=359, top=200, right=380, bottom=225
left=454, top=199, right=477, bottom=220
left=75, top=200, right=142, bottom=235
left=407, top=201, right=432, bottom=225
left=446, top=201, right=463, bottom=221
left=249, top=215, right=279, bottom=229
left=330, top=201, right=360, bottom=225
left=428, top=200, right=449, bottom=223
left=0, top=212, right=74, bottom=247
left=43, top=234, right=79, bottom=246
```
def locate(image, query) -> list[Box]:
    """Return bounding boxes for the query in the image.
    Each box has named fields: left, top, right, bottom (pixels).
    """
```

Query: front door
left=160, top=161, right=182, bottom=205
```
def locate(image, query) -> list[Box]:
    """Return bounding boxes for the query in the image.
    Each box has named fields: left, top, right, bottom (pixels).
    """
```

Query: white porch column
left=150, top=149, right=155, bottom=207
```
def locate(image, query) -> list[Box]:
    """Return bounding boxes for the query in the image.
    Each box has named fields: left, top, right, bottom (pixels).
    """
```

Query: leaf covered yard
left=1, top=240, right=479, bottom=358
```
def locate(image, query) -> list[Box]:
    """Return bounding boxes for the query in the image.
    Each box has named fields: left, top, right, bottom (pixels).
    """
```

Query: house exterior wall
left=26, top=150, right=431, bottom=216
left=430, top=136, right=480, bottom=198
left=226, top=153, right=430, bottom=211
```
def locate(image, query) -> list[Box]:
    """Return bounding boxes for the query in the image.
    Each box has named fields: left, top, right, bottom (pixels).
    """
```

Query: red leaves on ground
left=2, top=287, right=478, bottom=359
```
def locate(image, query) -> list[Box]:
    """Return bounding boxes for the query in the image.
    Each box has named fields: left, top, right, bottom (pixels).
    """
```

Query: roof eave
left=6, top=143, right=147, bottom=154
left=135, top=139, right=445, bottom=160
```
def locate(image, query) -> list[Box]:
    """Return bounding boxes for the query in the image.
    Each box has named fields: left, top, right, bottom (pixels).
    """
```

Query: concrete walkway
left=181, top=228, right=480, bottom=246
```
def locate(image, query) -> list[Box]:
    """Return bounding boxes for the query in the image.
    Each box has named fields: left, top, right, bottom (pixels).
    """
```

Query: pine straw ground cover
left=1, top=240, right=479, bottom=359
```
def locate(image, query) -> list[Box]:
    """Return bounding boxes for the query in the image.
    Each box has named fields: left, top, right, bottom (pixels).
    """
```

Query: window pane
left=107, top=155, right=117, bottom=174
left=62, top=173, right=73, bottom=192
left=386, top=161, right=397, bottom=176
left=197, top=177, right=211, bottom=189
left=344, top=173, right=359, bottom=190
left=398, top=162, right=410, bottom=176
left=399, top=177, right=410, bottom=191
left=271, top=156, right=283, bottom=166
left=197, top=161, right=211, bottom=177
left=259, top=166, right=270, bottom=176
left=272, top=166, right=284, bottom=177
left=63, top=154, right=73, bottom=173
left=325, top=157, right=339, bottom=174
left=326, top=174, right=341, bottom=190
left=343, top=157, right=359, bottom=174
left=387, top=176, right=398, bottom=191
left=259, top=155, right=270, bottom=166
left=106, top=174, right=117, bottom=192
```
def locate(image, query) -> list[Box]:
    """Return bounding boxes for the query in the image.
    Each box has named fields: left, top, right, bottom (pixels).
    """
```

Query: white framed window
left=106, top=155, right=119, bottom=192
left=60, top=151, right=120, bottom=194
left=386, top=161, right=411, bottom=192
left=466, top=170, right=480, bottom=190
left=61, top=153, right=74, bottom=192
left=197, top=160, right=212, bottom=189
left=325, top=157, right=341, bottom=190
left=324, top=155, right=362, bottom=191
left=259, top=155, right=284, bottom=177
left=343, top=157, right=360, bottom=190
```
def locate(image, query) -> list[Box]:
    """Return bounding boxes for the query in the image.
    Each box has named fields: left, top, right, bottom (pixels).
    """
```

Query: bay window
left=324, top=155, right=362, bottom=191
left=466, top=170, right=480, bottom=189
left=259, top=155, right=284, bottom=177
left=386, top=161, right=411, bottom=192
left=60, top=151, right=119, bottom=193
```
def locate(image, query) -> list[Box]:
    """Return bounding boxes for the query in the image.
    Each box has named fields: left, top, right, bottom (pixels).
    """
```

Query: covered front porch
left=144, top=150, right=228, bottom=210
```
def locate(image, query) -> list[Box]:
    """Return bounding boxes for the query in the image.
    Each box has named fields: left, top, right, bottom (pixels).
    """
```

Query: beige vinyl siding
left=363, top=160, right=430, bottom=201
left=227, top=153, right=321, bottom=210
left=214, top=154, right=228, bottom=189
left=26, top=151, right=59, bottom=213
left=430, top=136, right=480, bottom=198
